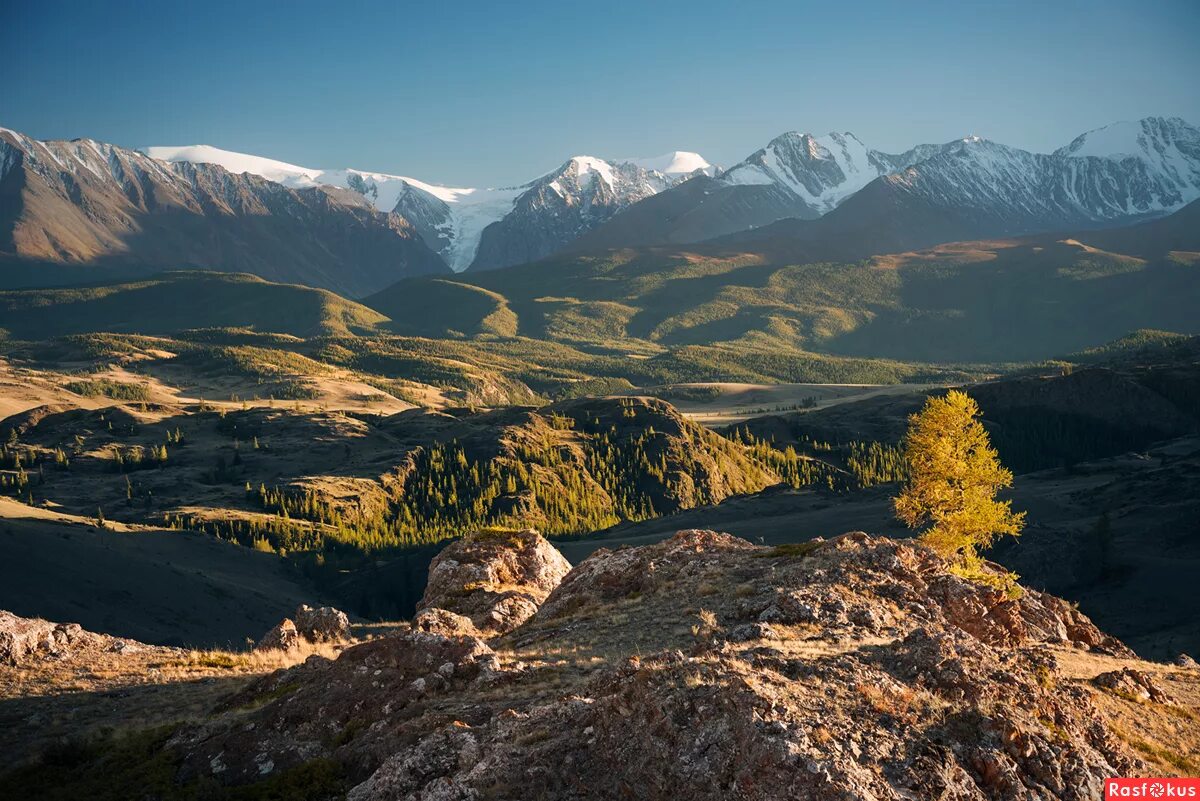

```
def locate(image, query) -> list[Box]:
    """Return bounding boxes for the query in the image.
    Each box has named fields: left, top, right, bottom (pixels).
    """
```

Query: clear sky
left=3, top=0, right=1198, bottom=186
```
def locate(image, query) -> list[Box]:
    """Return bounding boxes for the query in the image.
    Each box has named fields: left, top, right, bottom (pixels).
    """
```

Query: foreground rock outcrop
left=417, top=528, right=571, bottom=636
left=160, top=530, right=1198, bottom=799
left=0, top=610, right=153, bottom=666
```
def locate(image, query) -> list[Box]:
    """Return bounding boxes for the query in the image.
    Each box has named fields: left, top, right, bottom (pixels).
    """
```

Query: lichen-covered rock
left=294, top=604, right=351, bottom=643
left=411, top=607, right=480, bottom=638
left=418, top=529, right=571, bottom=636
left=0, top=610, right=105, bottom=665
left=1092, top=668, right=1174, bottom=704
left=174, top=629, right=499, bottom=786
left=1174, top=653, right=1198, bottom=669
left=254, top=618, right=301, bottom=652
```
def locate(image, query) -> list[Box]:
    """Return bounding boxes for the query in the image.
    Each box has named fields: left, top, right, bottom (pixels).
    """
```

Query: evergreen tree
left=893, top=391, right=1025, bottom=592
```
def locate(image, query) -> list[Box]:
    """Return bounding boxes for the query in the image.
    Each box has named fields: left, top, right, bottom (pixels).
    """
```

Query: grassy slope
left=0, top=271, right=389, bottom=339
left=364, top=202, right=1200, bottom=364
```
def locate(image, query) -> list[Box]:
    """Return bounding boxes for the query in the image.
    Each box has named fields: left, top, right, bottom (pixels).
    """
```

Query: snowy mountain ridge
left=134, top=115, right=1200, bottom=270
left=144, top=145, right=715, bottom=271
left=720, top=130, right=903, bottom=213
left=884, top=117, right=1200, bottom=227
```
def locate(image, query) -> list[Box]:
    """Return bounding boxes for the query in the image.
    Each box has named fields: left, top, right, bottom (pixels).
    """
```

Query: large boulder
left=1092, top=668, right=1174, bottom=704
left=294, top=604, right=351, bottom=643
left=417, top=529, right=571, bottom=636
left=254, top=618, right=301, bottom=652
left=0, top=610, right=100, bottom=665
left=411, top=607, right=480, bottom=638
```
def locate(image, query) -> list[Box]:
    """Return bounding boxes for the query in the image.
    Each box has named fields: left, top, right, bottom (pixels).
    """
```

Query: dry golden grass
left=162, top=640, right=345, bottom=677
left=1047, top=645, right=1200, bottom=778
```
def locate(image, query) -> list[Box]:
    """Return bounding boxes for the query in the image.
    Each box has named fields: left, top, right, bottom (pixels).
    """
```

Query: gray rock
left=418, top=529, right=571, bottom=636
left=255, top=618, right=301, bottom=652
left=294, top=605, right=350, bottom=643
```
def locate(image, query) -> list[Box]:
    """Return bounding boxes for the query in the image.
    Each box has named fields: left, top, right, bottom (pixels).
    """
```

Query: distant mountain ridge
left=145, top=144, right=716, bottom=272
left=364, top=199, right=1200, bottom=364
left=0, top=129, right=449, bottom=296
left=578, top=116, right=1200, bottom=254
left=4, top=116, right=1197, bottom=294
left=567, top=131, right=965, bottom=252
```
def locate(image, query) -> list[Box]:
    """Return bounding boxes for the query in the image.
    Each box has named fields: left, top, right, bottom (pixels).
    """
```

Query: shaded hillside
left=731, top=352, right=1200, bottom=474
left=0, top=271, right=390, bottom=339
left=0, top=499, right=329, bottom=648
left=367, top=203, right=1200, bottom=363
left=0, top=129, right=449, bottom=296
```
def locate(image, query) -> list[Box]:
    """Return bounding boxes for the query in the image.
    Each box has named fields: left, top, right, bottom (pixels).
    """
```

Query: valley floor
left=648, top=381, right=944, bottom=426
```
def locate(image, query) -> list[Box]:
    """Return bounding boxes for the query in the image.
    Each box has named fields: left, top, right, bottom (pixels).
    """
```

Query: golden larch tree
left=893, top=390, right=1025, bottom=590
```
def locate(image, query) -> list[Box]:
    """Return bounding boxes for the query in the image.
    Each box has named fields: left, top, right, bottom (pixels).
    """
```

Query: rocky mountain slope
left=11, top=528, right=1195, bottom=798
left=146, top=142, right=714, bottom=272
left=0, top=128, right=450, bottom=296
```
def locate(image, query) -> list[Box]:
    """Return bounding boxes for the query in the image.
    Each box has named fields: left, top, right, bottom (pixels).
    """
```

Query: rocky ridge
left=164, top=529, right=1198, bottom=799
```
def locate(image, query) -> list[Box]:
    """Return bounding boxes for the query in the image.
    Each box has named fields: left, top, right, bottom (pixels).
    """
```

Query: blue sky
left=3, top=0, right=1198, bottom=186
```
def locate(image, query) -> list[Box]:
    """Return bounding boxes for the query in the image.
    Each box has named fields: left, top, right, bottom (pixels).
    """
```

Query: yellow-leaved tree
left=893, top=390, right=1025, bottom=592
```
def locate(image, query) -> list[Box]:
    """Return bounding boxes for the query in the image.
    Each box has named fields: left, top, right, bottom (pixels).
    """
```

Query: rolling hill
left=365, top=200, right=1200, bottom=363
left=0, top=271, right=390, bottom=339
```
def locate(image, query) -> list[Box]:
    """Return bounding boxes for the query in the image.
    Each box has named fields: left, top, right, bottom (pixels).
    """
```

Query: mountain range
left=0, top=128, right=449, bottom=295
left=143, top=145, right=716, bottom=272
left=1, top=116, right=1197, bottom=297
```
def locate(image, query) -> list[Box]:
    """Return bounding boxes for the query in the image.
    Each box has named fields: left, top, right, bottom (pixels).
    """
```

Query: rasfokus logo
left=1106, top=779, right=1200, bottom=798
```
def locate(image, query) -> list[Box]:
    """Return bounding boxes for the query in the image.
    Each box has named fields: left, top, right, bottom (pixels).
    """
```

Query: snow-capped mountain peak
left=1054, top=116, right=1197, bottom=161
left=719, top=129, right=904, bottom=212
left=563, top=156, right=619, bottom=190
left=142, top=145, right=321, bottom=184
left=620, top=151, right=714, bottom=177
left=145, top=143, right=714, bottom=272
